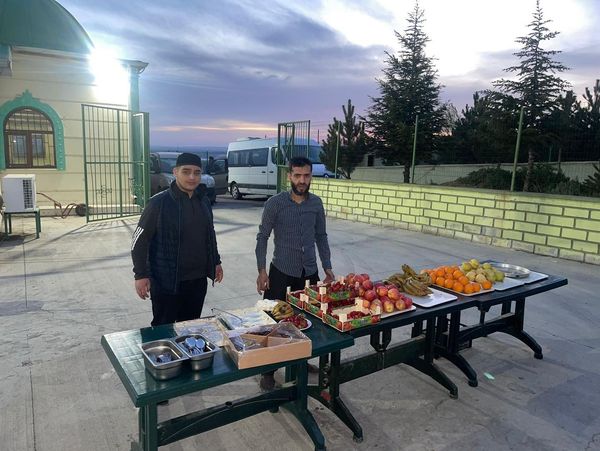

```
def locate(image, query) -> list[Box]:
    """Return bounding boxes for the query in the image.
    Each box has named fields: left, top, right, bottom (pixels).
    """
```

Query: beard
left=290, top=180, right=310, bottom=196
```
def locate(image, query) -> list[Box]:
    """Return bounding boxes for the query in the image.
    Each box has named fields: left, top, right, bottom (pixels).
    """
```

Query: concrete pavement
left=1, top=195, right=599, bottom=451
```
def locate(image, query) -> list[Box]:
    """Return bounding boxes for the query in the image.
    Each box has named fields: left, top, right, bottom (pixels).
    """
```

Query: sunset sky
left=60, top=0, right=600, bottom=147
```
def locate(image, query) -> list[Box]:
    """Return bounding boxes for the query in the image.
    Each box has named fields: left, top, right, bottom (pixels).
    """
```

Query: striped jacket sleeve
left=131, top=201, right=159, bottom=280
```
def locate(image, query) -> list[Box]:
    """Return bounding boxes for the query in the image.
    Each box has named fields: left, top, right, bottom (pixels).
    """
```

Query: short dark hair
left=289, top=156, right=312, bottom=171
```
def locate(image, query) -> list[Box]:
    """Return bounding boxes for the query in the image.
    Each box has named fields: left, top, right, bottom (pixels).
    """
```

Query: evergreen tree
left=493, top=0, right=570, bottom=190
left=320, top=99, right=369, bottom=179
left=364, top=1, right=445, bottom=182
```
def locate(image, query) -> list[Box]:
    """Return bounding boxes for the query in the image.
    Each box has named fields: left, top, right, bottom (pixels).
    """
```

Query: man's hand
left=135, top=278, right=151, bottom=300
left=323, top=269, right=335, bottom=284
left=256, top=269, right=270, bottom=294
left=215, top=264, right=224, bottom=283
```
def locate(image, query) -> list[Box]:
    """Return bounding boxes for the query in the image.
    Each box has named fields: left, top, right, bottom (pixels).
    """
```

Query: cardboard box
left=305, top=282, right=352, bottom=302
left=321, top=298, right=381, bottom=332
left=223, top=323, right=312, bottom=369
left=286, top=289, right=305, bottom=309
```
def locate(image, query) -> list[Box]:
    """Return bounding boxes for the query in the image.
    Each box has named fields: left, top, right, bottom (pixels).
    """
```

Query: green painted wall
left=310, top=179, right=600, bottom=266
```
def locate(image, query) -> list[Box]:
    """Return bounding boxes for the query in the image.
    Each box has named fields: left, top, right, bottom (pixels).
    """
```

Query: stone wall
left=310, top=178, right=600, bottom=265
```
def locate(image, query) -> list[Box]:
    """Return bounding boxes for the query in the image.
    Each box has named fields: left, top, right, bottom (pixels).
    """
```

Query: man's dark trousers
left=150, top=278, right=208, bottom=326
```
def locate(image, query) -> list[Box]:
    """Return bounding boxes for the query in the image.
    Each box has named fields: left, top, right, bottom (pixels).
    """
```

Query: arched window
left=4, top=107, right=56, bottom=168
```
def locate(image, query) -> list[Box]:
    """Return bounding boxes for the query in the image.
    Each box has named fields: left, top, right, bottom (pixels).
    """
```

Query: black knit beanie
left=175, top=153, right=202, bottom=168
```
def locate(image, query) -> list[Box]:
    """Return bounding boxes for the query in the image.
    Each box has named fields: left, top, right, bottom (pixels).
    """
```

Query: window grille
left=4, top=108, right=56, bottom=168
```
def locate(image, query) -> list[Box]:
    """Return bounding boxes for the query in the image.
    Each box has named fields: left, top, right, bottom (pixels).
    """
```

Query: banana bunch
left=403, top=277, right=433, bottom=296
left=387, top=264, right=433, bottom=296
left=272, top=301, right=294, bottom=321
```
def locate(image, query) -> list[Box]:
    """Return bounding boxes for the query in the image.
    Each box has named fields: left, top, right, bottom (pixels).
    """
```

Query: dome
left=0, top=0, right=93, bottom=54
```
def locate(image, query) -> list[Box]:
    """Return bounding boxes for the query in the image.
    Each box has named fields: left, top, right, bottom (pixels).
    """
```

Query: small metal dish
left=491, top=263, right=531, bottom=279
left=174, top=334, right=219, bottom=371
left=140, top=339, right=188, bottom=380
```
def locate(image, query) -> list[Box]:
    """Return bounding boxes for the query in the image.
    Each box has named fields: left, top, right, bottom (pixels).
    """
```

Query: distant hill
left=150, top=146, right=227, bottom=157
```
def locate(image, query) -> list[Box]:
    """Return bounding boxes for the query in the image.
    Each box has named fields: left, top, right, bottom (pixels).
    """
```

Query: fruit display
left=305, top=280, right=352, bottom=302
left=421, top=260, right=503, bottom=295
left=322, top=297, right=381, bottom=332
left=460, top=260, right=505, bottom=283
left=286, top=289, right=305, bottom=309
left=386, top=264, right=433, bottom=297
left=342, top=271, right=414, bottom=315
left=279, top=313, right=310, bottom=330
left=271, top=301, right=294, bottom=321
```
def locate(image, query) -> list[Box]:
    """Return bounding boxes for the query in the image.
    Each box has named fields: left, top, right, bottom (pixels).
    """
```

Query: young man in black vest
left=132, top=152, right=223, bottom=326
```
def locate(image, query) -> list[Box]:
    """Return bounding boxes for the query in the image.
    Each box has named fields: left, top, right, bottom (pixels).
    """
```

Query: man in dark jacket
left=131, top=152, right=223, bottom=326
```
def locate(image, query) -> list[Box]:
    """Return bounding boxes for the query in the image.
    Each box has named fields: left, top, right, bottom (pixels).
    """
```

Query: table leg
left=445, top=311, right=478, bottom=387
left=292, top=362, right=326, bottom=450
left=407, top=318, right=458, bottom=398
left=504, top=298, right=543, bottom=359
left=311, top=350, right=363, bottom=442
left=35, top=210, right=41, bottom=238
left=139, top=404, right=158, bottom=451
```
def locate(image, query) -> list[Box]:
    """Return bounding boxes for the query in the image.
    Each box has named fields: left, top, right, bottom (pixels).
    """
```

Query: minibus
left=226, top=137, right=333, bottom=198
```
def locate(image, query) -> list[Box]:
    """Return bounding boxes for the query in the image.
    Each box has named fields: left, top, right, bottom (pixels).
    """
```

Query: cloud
left=59, top=0, right=600, bottom=145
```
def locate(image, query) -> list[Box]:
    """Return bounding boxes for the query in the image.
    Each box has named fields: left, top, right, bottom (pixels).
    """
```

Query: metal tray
left=174, top=334, right=219, bottom=371
left=490, top=263, right=531, bottom=279
left=140, top=339, right=188, bottom=380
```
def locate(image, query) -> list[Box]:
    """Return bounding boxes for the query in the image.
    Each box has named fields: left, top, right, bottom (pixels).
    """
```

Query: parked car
left=201, top=155, right=228, bottom=195
left=149, top=152, right=216, bottom=204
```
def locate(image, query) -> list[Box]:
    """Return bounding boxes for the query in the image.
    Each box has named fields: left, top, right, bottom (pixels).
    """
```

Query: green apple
left=482, top=262, right=492, bottom=270
left=461, top=262, right=472, bottom=272
left=469, top=258, right=480, bottom=269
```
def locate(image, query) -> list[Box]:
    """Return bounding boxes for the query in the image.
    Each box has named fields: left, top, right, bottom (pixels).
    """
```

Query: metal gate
left=276, top=120, right=310, bottom=193
left=81, top=104, right=149, bottom=222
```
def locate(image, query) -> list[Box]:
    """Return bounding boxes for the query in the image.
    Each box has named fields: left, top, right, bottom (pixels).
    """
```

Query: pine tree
left=365, top=1, right=445, bottom=183
left=320, top=99, right=369, bottom=179
left=493, top=0, right=570, bottom=191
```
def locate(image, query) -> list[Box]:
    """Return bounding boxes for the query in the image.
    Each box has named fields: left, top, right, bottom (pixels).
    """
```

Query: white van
left=226, top=137, right=333, bottom=198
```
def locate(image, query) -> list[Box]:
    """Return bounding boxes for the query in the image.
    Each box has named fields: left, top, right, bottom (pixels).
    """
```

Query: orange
left=472, top=283, right=481, bottom=292
left=444, top=266, right=453, bottom=275
left=482, top=280, right=492, bottom=290
left=452, top=281, right=464, bottom=293
left=444, top=278, right=454, bottom=289
left=464, top=283, right=474, bottom=294
left=452, top=270, right=464, bottom=280
left=459, top=276, right=469, bottom=286
left=435, top=268, right=445, bottom=278
left=436, top=276, right=445, bottom=286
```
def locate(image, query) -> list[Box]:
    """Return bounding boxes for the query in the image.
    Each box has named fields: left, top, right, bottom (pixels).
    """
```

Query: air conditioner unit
left=1, top=174, right=37, bottom=212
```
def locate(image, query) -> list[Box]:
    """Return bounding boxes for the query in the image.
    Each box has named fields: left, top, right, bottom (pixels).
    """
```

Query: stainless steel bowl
left=491, top=263, right=531, bottom=279
left=174, top=334, right=219, bottom=371
left=140, top=339, right=188, bottom=380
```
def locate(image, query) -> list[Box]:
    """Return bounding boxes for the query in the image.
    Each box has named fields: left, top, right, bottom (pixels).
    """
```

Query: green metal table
left=434, top=273, right=568, bottom=387
left=308, top=298, right=478, bottom=442
left=101, top=319, right=354, bottom=450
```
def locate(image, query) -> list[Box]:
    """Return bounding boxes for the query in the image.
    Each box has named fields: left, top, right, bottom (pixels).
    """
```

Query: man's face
left=173, top=164, right=202, bottom=194
left=288, top=164, right=312, bottom=196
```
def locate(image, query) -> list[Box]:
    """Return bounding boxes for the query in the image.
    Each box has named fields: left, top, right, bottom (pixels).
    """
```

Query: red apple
left=345, top=273, right=356, bottom=285
left=354, top=274, right=365, bottom=285
left=395, top=299, right=406, bottom=311
left=362, top=298, right=371, bottom=309
left=379, top=295, right=390, bottom=304
left=388, top=288, right=401, bottom=301
left=374, top=282, right=384, bottom=289
left=358, top=286, right=366, bottom=297
left=362, top=279, right=374, bottom=290
left=383, top=300, right=395, bottom=313
left=364, top=289, right=377, bottom=301
left=370, top=299, right=382, bottom=314
left=385, top=284, right=396, bottom=291
left=360, top=273, right=370, bottom=280
left=376, top=286, right=388, bottom=298
left=403, top=296, right=413, bottom=308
